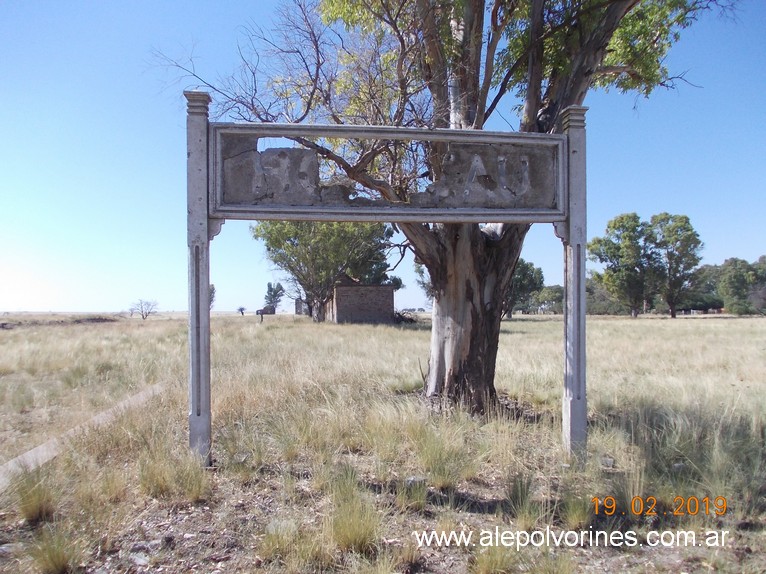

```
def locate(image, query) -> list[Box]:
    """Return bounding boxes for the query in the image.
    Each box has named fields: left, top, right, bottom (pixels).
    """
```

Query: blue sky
left=1, top=1, right=764, bottom=313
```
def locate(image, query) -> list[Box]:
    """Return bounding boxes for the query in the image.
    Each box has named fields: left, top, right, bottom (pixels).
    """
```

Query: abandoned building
left=295, top=275, right=395, bottom=324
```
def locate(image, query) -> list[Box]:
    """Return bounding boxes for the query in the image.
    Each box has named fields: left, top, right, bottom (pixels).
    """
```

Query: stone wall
left=331, top=284, right=395, bottom=324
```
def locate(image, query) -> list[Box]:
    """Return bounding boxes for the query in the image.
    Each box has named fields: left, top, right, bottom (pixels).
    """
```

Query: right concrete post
left=561, top=105, right=588, bottom=457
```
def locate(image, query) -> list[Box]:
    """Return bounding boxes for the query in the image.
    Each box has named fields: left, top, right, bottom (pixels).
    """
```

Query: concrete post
left=185, top=91, right=213, bottom=465
left=561, top=106, right=588, bottom=457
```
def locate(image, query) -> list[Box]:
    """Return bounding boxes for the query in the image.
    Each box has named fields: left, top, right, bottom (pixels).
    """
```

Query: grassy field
left=0, top=313, right=764, bottom=573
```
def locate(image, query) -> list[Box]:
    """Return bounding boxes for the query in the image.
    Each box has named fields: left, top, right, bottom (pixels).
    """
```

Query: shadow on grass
left=591, top=397, right=766, bottom=518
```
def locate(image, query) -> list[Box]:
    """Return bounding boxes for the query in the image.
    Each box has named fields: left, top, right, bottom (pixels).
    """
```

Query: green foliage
left=534, top=284, right=564, bottom=314
left=585, top=278, right=629, bottom=315
left=750, top=256, right=766, bottom=313
left=251, top=221, right=399, bottom=320
left=596, top=0, right=709, bottom=96
left=264, top=281, right=285, bottom=310
left=589, top=212, right=704, bottom=317
left=719, top=257, right=762, bottom=314
left=685, top=264, right=725, bottom=312
left=414, top=262, right=436, bottom=300
left=588, top=213, right=659, bottom=317
left=647, top=213, right=703, bottom=317
left=492, top=0, right=729, bottom=126
left=419, top=258, right=546, bottom=315
left=504, top=258, right=544, bottom=316
left=684, top=257, right=766, bottom=314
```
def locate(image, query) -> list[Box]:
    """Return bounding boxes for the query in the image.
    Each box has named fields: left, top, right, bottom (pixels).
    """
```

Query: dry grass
left=0, top=313, right=764, bottom=573
left=0, top=314, right=186, bottom=464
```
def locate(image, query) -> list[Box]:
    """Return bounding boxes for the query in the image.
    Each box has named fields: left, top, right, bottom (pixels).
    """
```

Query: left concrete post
left=185, top=91, right=213, bottom=465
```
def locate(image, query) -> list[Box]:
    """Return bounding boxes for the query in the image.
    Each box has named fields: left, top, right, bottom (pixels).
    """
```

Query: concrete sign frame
left=185, top=91, right=587, bottom=465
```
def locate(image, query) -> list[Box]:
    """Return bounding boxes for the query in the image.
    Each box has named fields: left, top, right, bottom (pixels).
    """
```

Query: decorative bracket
left=208, top=219, right=225, bottom=241
left=553, top=220, right=568, bottom=244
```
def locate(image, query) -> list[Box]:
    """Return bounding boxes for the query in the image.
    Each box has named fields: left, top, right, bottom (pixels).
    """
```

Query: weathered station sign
left=209, top=123, right=567, bottom=223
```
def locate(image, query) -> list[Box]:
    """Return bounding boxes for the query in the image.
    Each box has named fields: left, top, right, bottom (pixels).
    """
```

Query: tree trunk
left=310, top=298, right=326, bottom=322
left=418, top=222, right=528, bottom=413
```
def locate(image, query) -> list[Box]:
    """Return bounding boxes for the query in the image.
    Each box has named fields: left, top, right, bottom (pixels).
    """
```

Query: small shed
left=326, top=275, right=395, bottom=324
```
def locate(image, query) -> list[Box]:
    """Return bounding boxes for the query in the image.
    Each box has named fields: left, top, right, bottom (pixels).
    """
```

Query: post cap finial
left=184, top=91, right=212, bottom=116
left=561, top=106, right=588, bottom=131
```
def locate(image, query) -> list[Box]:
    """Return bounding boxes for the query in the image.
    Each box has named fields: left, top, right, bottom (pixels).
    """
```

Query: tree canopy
left=504, top=259, right=544, bottom=317
left=717, top=257, right=766, bottom=315
left=647, top=213, right=703, bottom=317
left=588, top=213, right=659, bottom=317
left=264, top=282, right=285, bottom=311
left=589, top=212, right=704, bottom=317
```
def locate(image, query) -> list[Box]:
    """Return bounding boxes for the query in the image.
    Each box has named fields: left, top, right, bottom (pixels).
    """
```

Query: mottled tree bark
left=402, top=222, right=528, bottom=413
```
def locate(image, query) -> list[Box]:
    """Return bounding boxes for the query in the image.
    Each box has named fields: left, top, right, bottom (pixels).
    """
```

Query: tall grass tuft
left=505, top=469, right=537, bottom=530
left=326, top=462, right=380, bottom=555
left=29, top=524, right=81, bottom=574
left=139, top=447, right=210, bottom=502
left=395, top=477, right=428, bottom=512
left=560, top=494, right=594, bottom=530
left=470, top=544, right=522, bottom=574
left=411, top=413, right=478, bottom=491
left=14, top=466, right=56, bottom=525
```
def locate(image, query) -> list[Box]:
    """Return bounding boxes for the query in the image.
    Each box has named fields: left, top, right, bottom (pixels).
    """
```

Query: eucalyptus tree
left=503, top=259, right=545, bottom=317
left=264, top=282, right=285, bottom=310
left=588, top=213, right=659, bottom=317
left=589, top=212, right=703, bottom=317
left=718, top=257, right=763, bottom=314
left=175, top=0, right=736, bottom=412
left=647, top=213, right=703, bottom=318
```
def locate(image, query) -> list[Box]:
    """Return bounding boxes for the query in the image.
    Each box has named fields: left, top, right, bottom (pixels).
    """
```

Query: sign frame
left=208, top=122, right=568, bottom=224
left=185, top=91, right=588, bottom=465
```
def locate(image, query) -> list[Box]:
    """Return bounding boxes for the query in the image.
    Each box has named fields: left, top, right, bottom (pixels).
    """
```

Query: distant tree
left=503, top=259, right=544, bottom=317
left=751, top=256, right=766, bottom=314
left=252, top=221, right=399, bottom=322
left=747, top=285, right=766, bottom=315
left=237, top=306, right=246, bottom=316
left=535, top=285, right=564, bottom=314
left=647, top=213, right=703, bottom=318
left=264, top=282, right=285, bottom=310
left=685, top=264, right=725, bottom=312
left=130, top=300, right=158, bottom=320
left=719, top=258, right=759, bottom=314
left=684, top=257, right=766, bottom=314
left=585, top=278, right=628, bottom=315
left=209, top=284, right=216, bottom=310
left=588, top=213, right=660, bottom=318
left=348, top=237, right=405, bottom=291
